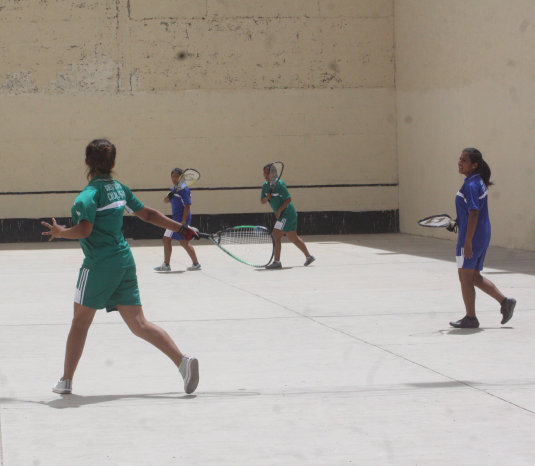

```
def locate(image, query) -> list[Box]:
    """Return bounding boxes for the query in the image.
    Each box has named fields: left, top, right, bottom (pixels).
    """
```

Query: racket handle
left=177, top=225, right=199, bottom=241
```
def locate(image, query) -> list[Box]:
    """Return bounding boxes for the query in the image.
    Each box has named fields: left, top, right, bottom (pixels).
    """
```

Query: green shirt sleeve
left=123, top=184, right=144, bottom=212
left=73, top=187, right=98, bottom=225
left=277, top=181, right=291, bottom=200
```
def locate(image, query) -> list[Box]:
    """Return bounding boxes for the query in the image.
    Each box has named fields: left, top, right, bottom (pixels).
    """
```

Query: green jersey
left=261, top=179, right=297, bottom=217
left=72, top=175, right=144, bottom=267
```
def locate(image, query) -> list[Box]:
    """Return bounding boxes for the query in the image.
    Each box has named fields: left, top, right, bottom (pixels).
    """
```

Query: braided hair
left=462, top=147, right=493, bottom=187
left=85, top=139, right=116, bottom=180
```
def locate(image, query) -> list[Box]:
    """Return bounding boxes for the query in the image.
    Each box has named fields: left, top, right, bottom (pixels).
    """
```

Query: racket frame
left=266, top=161, right=284, bottom=193
left=196, top=225, right=275, bottom=267
left=417, top=213, right=455, bottom=228
left=175, top=168, right=200, bottom=190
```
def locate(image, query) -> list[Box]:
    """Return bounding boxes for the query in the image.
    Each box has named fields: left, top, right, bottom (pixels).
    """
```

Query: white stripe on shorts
left=74, top=268, right=90, bottom=304
left=456, top=248, right=464, bottom=268
left=274, top=218, right=287, bottom=230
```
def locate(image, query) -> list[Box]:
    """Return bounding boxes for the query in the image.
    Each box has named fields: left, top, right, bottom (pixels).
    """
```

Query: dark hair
left=171, top=168, right=184, bottom=176
left=462, top=147, right=493, bottom=187
left=85, top=139, right=116, bottom=180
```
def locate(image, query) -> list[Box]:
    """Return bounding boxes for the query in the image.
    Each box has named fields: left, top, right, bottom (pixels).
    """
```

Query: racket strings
left=219, top=228, right=271, bottom=246
left=217, top=227, right=274, bottom=267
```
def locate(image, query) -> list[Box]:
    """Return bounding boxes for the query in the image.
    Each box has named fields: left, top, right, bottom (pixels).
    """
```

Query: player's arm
left=275, top=197, right=291, bottom=219
left=463, top=210, right=479, bottom=258
left=260, top=185, right=272, bottom=203
left=135, top=206, right=198, bottom=239
left=41, top=218, right=93, bottom=241
left=182, top=204, right=191, bottom=224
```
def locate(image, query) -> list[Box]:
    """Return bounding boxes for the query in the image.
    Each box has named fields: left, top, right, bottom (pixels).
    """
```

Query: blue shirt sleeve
left=464, top=180, right=481, bottom=211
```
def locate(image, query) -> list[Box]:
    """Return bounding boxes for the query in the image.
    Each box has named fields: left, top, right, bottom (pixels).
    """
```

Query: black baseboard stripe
left=0, top=210, right=399, bottom=243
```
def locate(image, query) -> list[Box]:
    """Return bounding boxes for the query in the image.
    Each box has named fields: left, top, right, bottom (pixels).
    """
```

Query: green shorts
left=74, top=263, right=141, bottom=312
left=274, top=211, right=298, bottom=232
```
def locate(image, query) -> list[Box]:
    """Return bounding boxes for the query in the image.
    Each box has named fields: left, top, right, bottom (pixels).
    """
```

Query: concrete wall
left=0, top=1, right=397, bottom=228
left=395, top=0, right=535, bottom=250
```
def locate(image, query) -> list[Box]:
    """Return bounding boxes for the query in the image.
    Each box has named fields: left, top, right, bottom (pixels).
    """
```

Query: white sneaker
left=187, top=263, right=201, bottom=271
left=154, top=263, right=171, bottom=272
left=179, top=356, right=199, bottom=394
left=53, top=378, right=72, bottom=394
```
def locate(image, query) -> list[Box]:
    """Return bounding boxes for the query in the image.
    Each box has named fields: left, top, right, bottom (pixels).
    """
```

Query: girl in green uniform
left=42, top=139, right=199, bottom=395
left=260, top=164, right=315, bottom=269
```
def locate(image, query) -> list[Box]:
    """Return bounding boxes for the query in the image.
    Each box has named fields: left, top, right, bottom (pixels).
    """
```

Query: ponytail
left=462, top=147, right=493, bottom=187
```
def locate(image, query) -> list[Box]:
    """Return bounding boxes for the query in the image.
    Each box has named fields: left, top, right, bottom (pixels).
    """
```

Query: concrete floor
left=0, top=233, right=534, bottom=465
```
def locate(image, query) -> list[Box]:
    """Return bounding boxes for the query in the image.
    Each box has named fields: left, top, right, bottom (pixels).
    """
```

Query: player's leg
left=473, top=271, right=505, bottom=303
left=272, top=228, right=284, bottom=261
left=154, top=230, right=173, bottom=271
left=472, top=252, right=516, bottom=324
left=118, top=305, right=199, bottom=393
left=458, top=268, right=477, bottom=317
left=62, top=303, right=97, bottom=380
left=118, top=305, right=183, bottom=366
left=286, top=230, right=313, bottom=258
left=179, top=239, right=201, bottom=270
left=163, top=235, right=172, bottom=264
left=450, top=250, right=480, bottom=328
left=280, top=212, right=315, bottom=266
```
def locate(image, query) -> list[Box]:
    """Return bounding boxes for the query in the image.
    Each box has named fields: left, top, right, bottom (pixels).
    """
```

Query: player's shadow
left=154, top=270, right=185, bottom=274
left=255, top=266, right=294, bottom=272
left=440, top=327, right=513, bottom=335
left=40, top=392, right=195, bottom=409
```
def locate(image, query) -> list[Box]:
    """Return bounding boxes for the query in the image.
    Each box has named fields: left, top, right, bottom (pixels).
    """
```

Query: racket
left=266, top=161, right=284, bottom=193
left=168, top=168, right=200, bottom=199
left=191, top=225, right=275, bottom=267
left=417, top=214, right=458, bottom=232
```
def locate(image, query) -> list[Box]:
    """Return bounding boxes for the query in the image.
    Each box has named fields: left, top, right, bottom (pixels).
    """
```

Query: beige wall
left=3, top=0, right=532, bottom=250
left=396, top=0, right=535, bottom=250
left=0, top=0, right=397, bottom=220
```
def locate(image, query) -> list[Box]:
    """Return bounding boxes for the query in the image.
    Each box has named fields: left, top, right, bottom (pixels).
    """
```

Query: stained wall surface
left=2, top=1, right=533, bottom=250
left=0, top=1, right=397, bottom=225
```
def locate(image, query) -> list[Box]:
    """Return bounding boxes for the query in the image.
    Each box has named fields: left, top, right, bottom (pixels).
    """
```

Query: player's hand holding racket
left=177, top=224, right=199, bottom=241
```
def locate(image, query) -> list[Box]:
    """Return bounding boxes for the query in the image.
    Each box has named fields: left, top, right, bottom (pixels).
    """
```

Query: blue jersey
left=169, top=186, right=192, bottom=224
left=455, top=174, right=491, bottom=252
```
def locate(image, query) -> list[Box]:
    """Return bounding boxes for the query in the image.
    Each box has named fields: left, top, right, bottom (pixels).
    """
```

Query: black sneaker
left=449, top=316, right=480, bottom=328
left=500, top=298, right=517, bottom=325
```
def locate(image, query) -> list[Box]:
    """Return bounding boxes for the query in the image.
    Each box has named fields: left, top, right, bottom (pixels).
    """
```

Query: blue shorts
left=456, top=247, right=487, bottom=271
left=164, top=228, right=187, bottom=241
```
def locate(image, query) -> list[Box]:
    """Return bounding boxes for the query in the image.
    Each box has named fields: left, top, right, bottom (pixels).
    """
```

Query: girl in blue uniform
left=42, top=139, right=200, bottom=394
left=154, top=168, right=200, bottom=271
left=449, top=148, right=516, bottom=328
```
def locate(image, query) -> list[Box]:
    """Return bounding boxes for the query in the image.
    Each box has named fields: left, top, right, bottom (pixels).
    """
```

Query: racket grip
left=167, top=190, right=176, bottom=200
left=446, top=221, right=458, bottom=233
left=177, top=225, right=199, bottom=241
